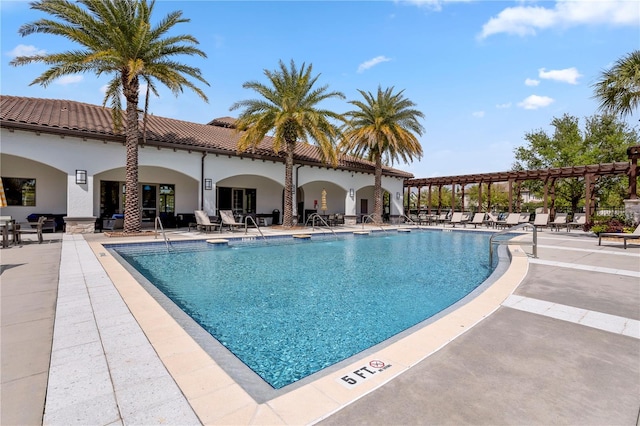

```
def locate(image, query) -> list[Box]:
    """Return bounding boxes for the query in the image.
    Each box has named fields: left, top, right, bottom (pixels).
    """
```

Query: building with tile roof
left=1, top=95, right=412, bottom=232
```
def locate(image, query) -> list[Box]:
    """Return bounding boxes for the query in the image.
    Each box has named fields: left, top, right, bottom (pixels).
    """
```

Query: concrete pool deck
left=1, top=224, right=639, bottom=425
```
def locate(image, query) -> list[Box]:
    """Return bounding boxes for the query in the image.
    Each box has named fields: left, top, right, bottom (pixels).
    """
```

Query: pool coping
left=89, top=229, right=530, bottom=425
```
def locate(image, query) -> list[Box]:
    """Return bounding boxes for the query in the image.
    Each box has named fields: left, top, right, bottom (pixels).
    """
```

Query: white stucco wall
left=1, top=127, right=408, bottom=225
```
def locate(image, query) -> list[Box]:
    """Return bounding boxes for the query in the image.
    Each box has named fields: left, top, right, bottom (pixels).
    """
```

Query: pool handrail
left=244, top=215, right=266, bottom=241
left=489, top=222, right=538, bottom=265
left=154, top=216, right=171, bottom=251
left=362, top=214, right=387, bottom=233
left=305, top=213, right=338, bottom=238
left=400, top=214, right=419, bottom=227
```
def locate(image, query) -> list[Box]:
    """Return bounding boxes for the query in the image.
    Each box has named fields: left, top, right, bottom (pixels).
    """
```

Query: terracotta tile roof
left=0, top=95, right=412, bottom=178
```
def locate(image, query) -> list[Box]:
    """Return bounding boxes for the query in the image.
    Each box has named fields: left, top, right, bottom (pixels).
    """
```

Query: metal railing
left=361, top=214, right=387, bottom=233
left=244, top=216, right=266, bottom=241
left=400, top=214, right=419, bottom=227
left=305, top=213, right=338, bottom=238
left=489, top=222, right=537, bottom=266
left=154, top=216, right=171, bottom=251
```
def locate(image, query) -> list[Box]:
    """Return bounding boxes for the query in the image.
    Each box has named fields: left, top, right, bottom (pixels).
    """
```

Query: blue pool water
left=113, top=230, right=493, bottom=389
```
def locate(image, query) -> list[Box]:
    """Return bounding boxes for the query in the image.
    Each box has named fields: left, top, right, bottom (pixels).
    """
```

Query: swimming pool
left=111, top=230, right=493, bottom=389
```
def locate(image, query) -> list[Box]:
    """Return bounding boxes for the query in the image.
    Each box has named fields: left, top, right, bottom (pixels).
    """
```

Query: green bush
left=586, top=214, right=634, bottom=234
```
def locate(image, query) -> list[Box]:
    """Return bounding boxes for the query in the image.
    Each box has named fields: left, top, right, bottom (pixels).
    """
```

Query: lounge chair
left=598, top=224, right=640, bottom=249
left=449, top=212, right=468, bottom=227
left=564, top=214, right=586, bottom=232
left=531, top=213, right=550, bottom=230
left=519, top=213, right=532, bottom=224
left=468, top=213, right=486, bottom=228
left=219, top=210, right=244, bottom=232
left=550, top=213, right=568, bottom=232
left=16, top=216, right=45, bottom=244
left=484, top=212, right=499, bottom=228
left=194, top=210, right=219, bottom=233
left=497, top=213, right=520, bottom=229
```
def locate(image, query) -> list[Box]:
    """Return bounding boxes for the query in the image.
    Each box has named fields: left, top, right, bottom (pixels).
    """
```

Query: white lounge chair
left=565, top=214, right=586, bottom=232
left=468, top=213, right=486, bottom=228
left=498, top=213, right=520, bottom=229
left=449, top=212, right=468, bottom=227
left=550, top=213, right=568, bottom=232
left=194, top=210, right=219, bottom=232
left=532, top=213, right=550, bottom=230
left=598, top=224, right=640, bottom=249
left=219, top=210, right=244, bottom=232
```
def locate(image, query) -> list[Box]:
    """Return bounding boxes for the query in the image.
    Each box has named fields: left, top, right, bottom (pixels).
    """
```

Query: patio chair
left=468, top=213, right=486, bottom=228
left=194, top=210, right=219, bottom=233
left=565, top=213, right=586, bottom=232
left=449, top=212, right=468, bottom=227
left=518, top=213, right=532, bottom=224
left=598, top=224, right=640, bottom=249
left=550, top=213, right=568, bottom=232
left=16, top=216, right=45, bottom=244
left=219, top=209, right=244, bottom=232
left=531, top=213, right=550, bottom=230
left=498, top=213, right=521, bottom=229
left=484, top=212, right=499, bottom=228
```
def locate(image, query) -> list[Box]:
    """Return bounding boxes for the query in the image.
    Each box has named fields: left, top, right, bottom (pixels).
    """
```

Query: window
left=2, top=177, right=36, bottom=206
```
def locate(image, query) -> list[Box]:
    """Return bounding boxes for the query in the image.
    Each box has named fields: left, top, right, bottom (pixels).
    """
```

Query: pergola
left=404, top=145, right=639, bottom=221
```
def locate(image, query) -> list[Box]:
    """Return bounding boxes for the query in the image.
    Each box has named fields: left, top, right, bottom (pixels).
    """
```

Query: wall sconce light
left=349, top=188, right=354, bottom=198
left=204, top=179, right=212, bottom=190
left=396, top=192, right=401, bottom=200
left=75, top=169, right=87, bottom=185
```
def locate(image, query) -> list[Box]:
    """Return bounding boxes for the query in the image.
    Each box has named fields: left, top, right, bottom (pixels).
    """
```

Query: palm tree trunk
left=282, top=139, right=295, bottom=227
left=123, top=77, right=141, bottom=233
left=373, top=153, right=383, bottom=223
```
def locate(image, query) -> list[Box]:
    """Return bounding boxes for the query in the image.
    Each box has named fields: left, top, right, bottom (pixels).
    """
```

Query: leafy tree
left=230, top=60, right=344, bottom=228
left=11, top=0, right=209, bottom=233
left=513, top=113, right=638, bottom=212
left=341, top=86, right=424, bottom=223
left=467, top=183, right=510, bottom=212
left=592, top=50, right=640, bottom=118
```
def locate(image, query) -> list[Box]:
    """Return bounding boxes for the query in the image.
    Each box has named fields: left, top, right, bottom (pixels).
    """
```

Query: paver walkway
left=1, top=228, right=639, bottom=425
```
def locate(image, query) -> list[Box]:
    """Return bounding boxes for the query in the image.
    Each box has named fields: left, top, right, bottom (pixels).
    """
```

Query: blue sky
left=1, top=0, right=638, bottom=178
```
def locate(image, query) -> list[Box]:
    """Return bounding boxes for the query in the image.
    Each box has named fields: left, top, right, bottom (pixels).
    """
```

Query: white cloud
left=496, top=102, right=512, bottom=109
left=472, top=111, right=485, bottom=118
left=357, top=56, right=392, bottom=73
left=55, top=75, right=83, bottom=85
left=525, top=78, right=539, bottom=86
left=518, top=95, right=554, bottom=110
left=399, top=0, right=472, bottom=12
left=479, top=0, right=639, bottom=39
left=538, top=67, right=582, bottom=84
left=7, top=44, right=46, bottom=58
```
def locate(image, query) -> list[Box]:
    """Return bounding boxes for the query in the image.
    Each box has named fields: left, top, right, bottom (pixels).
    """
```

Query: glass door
left=141, top=184, right=157, bottom=222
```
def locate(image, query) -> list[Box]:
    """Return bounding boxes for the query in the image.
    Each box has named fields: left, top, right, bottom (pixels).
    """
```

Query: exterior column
left=451, top=184, right=456, bottom=212
left=508, top=179, right=513, bottom=213
left=65, top=171, right=96, bottom=233
left=478, top=182, right=483, bottom=212
left=427, top=185, right=432, bottom=215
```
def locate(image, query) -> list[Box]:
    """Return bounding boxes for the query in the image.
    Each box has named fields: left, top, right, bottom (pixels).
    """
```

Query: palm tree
left=592, top=50, right=640, bottom=118
left=10, top=0, right=209, bottom=233
left=341, top=86, right=424, bottom=223
left=230, top=59, right=345, bottom=227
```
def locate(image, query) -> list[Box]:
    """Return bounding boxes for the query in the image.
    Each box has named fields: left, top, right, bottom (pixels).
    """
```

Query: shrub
left=586, top=214, right=634, bottom=234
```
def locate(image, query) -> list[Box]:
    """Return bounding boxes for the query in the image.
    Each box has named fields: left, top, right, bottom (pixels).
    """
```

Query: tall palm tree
left=592, top=50, right=640, bottom=118
left=10, top=0, right=209, bottom=233
left=230, top=59, right=345, bottom=227
left=341, top=86, right=424, bottom=223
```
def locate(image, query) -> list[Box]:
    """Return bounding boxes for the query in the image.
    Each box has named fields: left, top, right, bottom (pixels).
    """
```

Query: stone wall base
left=344, top=215, right=357, bottom=225
left=64, top=217, right=96, bottom=234
left=623, top=199, right=640, bottom=225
